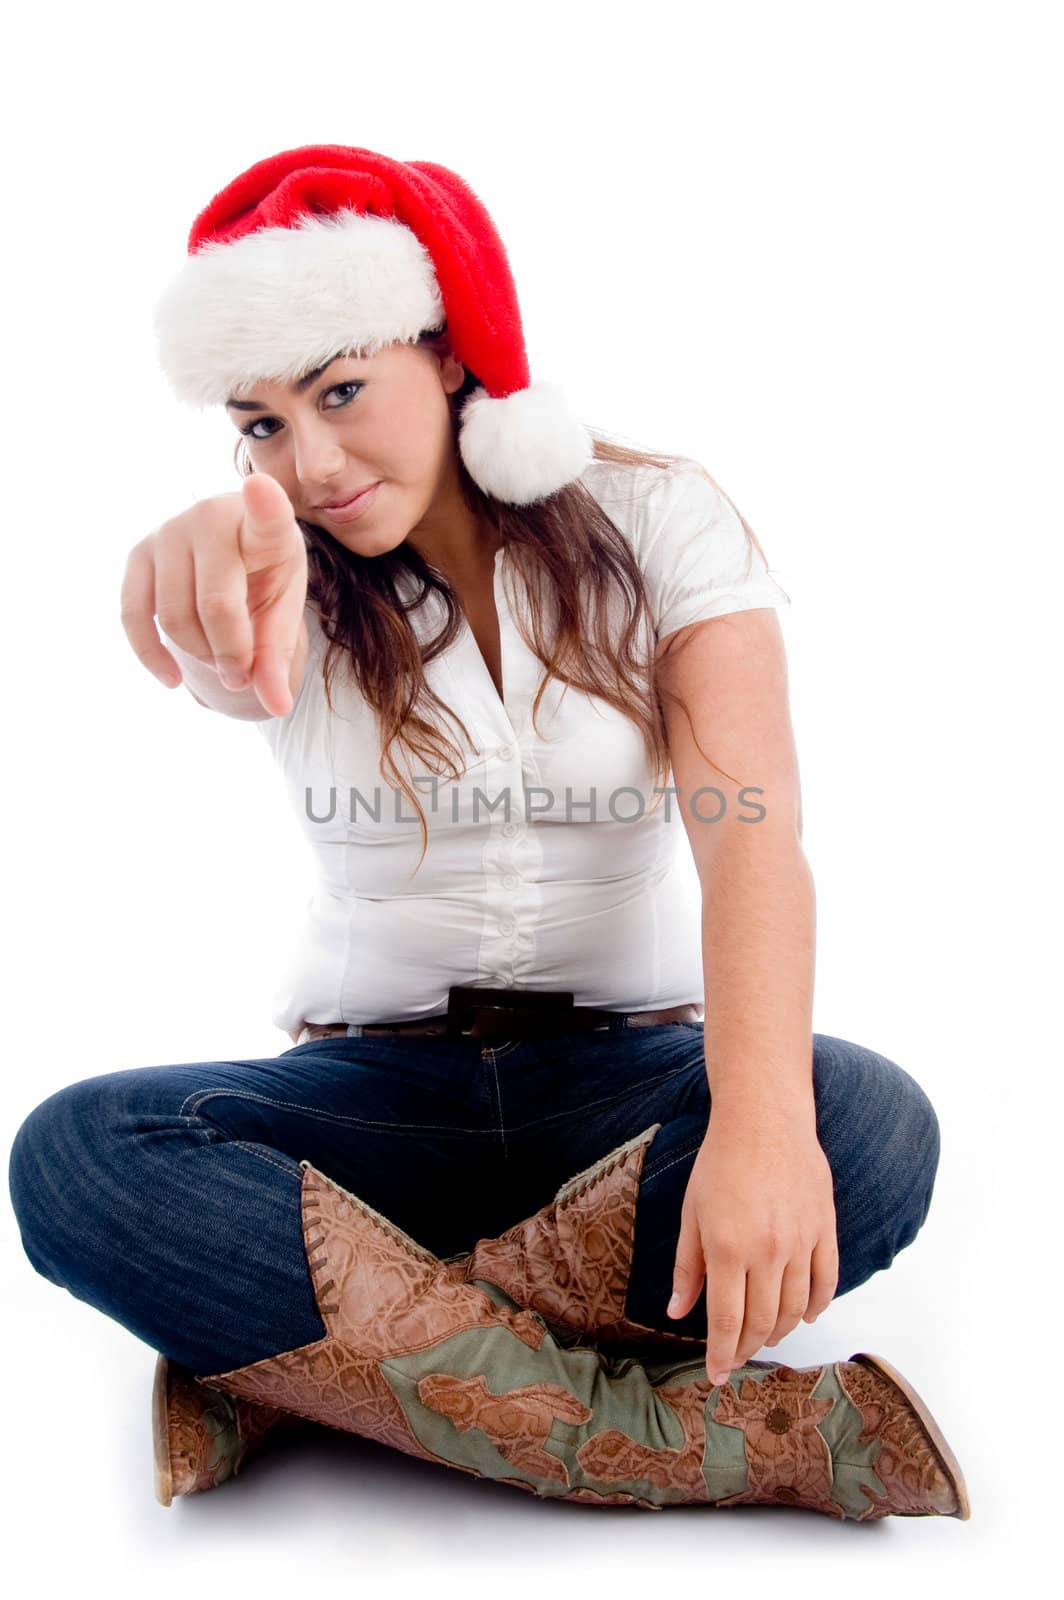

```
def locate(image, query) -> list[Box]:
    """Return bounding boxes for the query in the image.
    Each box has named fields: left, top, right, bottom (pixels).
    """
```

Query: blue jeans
left=7, top=1023, right=940, bottom=1375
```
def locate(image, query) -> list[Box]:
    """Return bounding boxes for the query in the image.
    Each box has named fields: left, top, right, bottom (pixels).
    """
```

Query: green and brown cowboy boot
left=444, top=1123, right=970, bottom=1518
left=151, top=1118, right=676, bottom=1506
left=191, top=1144, right=971, bottom=1519
left=152, top=1351, right=307, bottom=1505
left=149, top=1117, right=690, bottom=1506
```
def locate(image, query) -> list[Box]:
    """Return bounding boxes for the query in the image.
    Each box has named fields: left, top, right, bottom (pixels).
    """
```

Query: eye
left=325, top=381, right=363, bottom=407
left=239, top=381, right=364, bottom=442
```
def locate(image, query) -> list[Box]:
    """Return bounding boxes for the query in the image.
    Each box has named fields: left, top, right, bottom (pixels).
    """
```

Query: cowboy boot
left=152, top=1351, right=306, bottom=1505
left=151, top=1120, right=697, bottom=1504
left=446, top=1122, right=971, bottom=1520
left=191, top=1151, right=970, bottom=1518
left=153, top=1119, right=714, bottom=1504
left=150, top=1119, right=689, bottom=1505
left=152, top=1120, right=668, bottom=1504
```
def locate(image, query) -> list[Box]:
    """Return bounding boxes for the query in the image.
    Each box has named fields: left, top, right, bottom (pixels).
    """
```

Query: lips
left=319, top=483, right=378, bottom=511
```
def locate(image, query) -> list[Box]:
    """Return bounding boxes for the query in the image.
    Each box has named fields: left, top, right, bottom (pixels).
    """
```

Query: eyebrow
left=225, top=355, right=349, bottom=411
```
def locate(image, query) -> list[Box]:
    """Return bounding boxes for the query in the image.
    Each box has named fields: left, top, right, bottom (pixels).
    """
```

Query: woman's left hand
left=666, top=1107, right=840, bottom=1384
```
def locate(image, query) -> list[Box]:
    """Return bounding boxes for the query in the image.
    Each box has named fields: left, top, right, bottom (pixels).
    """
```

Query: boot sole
left=850, top=1350, right=971, bottom=1519
left=151, top=1353, right=175, bottom=1507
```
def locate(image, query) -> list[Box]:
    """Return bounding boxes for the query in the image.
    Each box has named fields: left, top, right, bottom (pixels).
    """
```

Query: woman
left=6, top=144, right=970, bottom=1520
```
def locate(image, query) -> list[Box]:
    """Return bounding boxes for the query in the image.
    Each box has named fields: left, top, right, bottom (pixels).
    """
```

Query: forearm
left=697, top=832, right=818, bottom=1135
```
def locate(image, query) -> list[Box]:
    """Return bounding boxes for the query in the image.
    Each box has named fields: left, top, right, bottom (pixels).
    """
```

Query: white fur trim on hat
left=152, top=210, right=444, bottom=408
left=458, top=382, right=594, bottom=506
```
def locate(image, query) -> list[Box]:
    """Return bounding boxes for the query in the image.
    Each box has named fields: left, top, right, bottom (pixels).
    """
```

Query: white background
left=1, top=0, right=1058, bottom=1587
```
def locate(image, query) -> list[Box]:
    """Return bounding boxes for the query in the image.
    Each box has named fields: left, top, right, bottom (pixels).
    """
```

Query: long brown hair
left=235, top=331, right=781, bottom=874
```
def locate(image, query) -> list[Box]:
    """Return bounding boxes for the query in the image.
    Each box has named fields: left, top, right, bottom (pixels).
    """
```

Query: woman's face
left=225, top=338, right=468, bottom=556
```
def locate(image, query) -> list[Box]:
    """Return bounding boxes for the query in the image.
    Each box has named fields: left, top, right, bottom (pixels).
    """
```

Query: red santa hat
left=152, top=143, right=593, bottom=506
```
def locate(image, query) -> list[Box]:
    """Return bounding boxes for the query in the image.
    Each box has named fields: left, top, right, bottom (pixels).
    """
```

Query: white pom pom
left=458, top=381, right=593, bottom=505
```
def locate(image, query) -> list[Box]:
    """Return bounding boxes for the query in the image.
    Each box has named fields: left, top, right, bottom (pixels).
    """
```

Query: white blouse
left=254, top=456, right=791, bottom=1036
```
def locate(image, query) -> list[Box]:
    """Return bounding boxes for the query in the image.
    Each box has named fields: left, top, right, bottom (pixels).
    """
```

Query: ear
left=442, top=355, right=468, bottom=394
left=434, top=347, right=467, bottom=395
left=417, top=328, right=467, bottom=397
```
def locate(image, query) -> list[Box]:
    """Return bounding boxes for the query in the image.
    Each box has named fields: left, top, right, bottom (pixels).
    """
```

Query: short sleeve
left=640, top=461, right=791, bottom=640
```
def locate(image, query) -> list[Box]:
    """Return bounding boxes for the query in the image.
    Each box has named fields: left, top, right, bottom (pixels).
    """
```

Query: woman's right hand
left=121, top=472, right=309, bottom=718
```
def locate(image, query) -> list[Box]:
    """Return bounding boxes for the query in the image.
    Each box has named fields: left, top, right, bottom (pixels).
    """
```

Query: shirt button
left=498, top=744, right=514, bottom=760
left=500, top=921, right=515, bottom=937
left=501, top=874, right=519, bottom=889
left=501, top=822, right=518, bottom=837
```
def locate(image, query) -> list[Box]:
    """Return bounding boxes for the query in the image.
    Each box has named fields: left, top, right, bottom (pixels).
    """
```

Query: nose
left=290, top=422, right=347, bottom=493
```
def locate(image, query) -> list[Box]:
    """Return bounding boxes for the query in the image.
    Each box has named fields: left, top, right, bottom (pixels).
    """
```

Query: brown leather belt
left=296, top=984, right=704, bottom=1046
